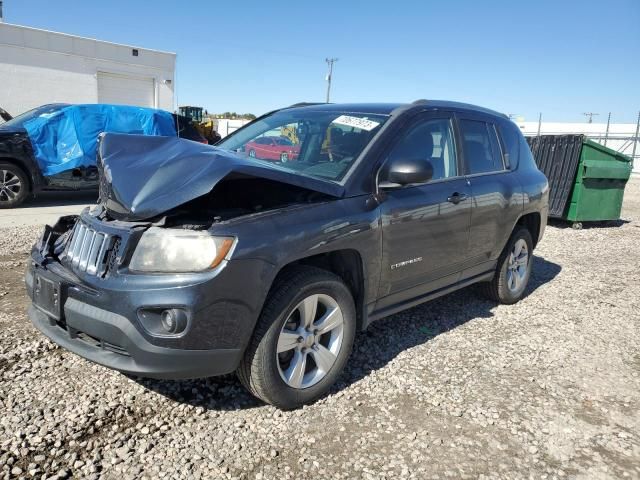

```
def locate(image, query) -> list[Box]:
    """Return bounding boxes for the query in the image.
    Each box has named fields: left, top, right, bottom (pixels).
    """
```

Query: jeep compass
left=26, top=101, right=549, bottom=409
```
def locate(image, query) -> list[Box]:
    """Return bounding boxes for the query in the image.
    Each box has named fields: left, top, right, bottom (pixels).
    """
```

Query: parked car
left=245, top=135, right=300, bottom=162
left=0, top=104, right=206, bottom=208
left=26, top=101, right=549, bottom=409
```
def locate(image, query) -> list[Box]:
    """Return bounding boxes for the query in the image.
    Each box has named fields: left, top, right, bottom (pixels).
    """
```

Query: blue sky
left=5, top=0, right=640, bottom=122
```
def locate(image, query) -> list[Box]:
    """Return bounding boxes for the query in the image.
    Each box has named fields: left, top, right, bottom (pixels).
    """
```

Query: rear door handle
left=447, top=192, right=469, bottom=204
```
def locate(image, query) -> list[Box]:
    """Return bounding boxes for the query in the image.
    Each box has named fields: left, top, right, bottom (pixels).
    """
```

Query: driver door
left=376, top=112, right=472, bottom=309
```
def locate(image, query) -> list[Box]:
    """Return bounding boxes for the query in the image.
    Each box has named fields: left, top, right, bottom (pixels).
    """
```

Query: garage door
left=97, top=72, right=155, bottom=108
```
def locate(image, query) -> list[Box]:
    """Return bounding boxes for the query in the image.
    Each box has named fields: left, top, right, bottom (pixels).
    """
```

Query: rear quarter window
left=497, top=120, right=521, bottom=169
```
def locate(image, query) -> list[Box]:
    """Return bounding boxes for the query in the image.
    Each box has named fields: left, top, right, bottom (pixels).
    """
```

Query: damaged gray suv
left=26, top=101, right=549, bottom=409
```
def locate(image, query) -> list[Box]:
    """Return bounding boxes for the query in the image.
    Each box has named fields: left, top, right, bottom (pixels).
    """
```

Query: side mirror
left=383, top=157, right=433, bottom=187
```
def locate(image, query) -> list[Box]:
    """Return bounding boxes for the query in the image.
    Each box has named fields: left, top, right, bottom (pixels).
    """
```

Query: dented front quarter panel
left=208, top=194, right=383, bottom=314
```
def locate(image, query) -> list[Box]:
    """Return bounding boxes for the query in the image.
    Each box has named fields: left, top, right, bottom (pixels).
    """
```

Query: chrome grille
left=66, top=222, right=117, bottom=276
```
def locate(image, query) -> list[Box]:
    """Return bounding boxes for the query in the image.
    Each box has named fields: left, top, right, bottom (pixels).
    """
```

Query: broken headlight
left=129, top=227, right=235, bottom=273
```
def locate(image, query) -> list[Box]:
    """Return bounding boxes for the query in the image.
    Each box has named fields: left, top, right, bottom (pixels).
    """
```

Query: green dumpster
left=527, top=135, right=632, bottom=228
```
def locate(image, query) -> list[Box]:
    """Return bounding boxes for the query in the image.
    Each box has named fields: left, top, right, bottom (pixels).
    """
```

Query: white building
left=216, top=118, right=252, bottom=138
left=0, top=23, right=175, bottom=119
left=516, top=121, right=640, bottom=174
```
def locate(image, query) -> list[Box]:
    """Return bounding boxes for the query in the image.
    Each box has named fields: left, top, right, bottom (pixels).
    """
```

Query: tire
left=237, top=266, right=356, bottom=409
left=0, top=162, right=29, bottom=209
left=480, top=226, right=533, bottom=304
left=248, top=149, right=256, bottom=158
left=280, top=152, right=288, bottom=163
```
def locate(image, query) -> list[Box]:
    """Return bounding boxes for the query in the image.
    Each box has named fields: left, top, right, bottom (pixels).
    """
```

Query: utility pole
left=632, top=110, right=640, bottom=170
left=325, top=58, right=338, bottom=103
left=604, top=112, right=611, bottom=146
left=536, top=112, right=542, bottom=137
left=0, top=1, right=4, bottom=23
left=583, top=112, right=599, bottom=123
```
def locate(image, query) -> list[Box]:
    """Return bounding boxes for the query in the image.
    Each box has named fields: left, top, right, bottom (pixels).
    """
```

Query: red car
left=245, top=136, right=300, bottom=162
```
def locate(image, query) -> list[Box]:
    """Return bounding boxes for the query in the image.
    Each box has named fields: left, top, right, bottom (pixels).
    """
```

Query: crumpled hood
left=97, top=133, right=344, bottom=221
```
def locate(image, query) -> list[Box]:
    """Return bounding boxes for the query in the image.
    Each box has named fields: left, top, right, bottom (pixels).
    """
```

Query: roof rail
left=288, top=102, right=327, bottom=108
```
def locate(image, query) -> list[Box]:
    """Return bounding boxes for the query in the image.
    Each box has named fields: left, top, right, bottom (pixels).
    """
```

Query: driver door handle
left=447, top=192, right=469, bottom=204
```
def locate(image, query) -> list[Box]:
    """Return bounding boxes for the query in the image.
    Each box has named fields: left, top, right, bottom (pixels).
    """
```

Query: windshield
left=217, top=109, right=389, bottom=182
left=0, top=104, right=68, bottom=130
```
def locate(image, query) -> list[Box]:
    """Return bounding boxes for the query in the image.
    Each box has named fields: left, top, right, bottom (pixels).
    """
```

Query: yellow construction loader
left=178, top=106, right=221, bottom=145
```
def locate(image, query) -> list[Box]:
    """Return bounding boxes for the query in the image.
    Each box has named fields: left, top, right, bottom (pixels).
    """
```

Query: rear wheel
left=0, top=162, right=29, bottom=209
left=280, top=152, right=289, bottom=163
left=480, top=226, right=533, bottom=304
left=248, top=149, right=256, bottom=158
left=238, top=266, right=356, bottom=409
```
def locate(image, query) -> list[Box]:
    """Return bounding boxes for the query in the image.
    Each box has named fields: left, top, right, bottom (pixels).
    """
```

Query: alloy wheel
left=0, top=169, right=22, bottom=203
left=506, top=238, right=529, bottom=293
left=276, top=293, right=344, bottom=389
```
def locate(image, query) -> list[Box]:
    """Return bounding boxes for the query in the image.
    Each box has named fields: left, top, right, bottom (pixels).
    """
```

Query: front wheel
left=480, top=226, right=533, bottom=304
left=237, top=266, right=356, bottom=409
left=0, top=162, right=29, bottom=209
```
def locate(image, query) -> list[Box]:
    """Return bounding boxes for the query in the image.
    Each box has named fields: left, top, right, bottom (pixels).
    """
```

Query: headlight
left=129, top=227, right=235, bottom=273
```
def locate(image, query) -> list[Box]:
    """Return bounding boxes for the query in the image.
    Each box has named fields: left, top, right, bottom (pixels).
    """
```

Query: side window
left=387, top=118, right=457, bottom=181
left=460, top=119, right=505, bottom=174
left=496, top=121, right=520, bottom=169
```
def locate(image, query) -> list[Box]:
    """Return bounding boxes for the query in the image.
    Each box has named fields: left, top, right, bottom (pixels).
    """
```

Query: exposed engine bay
left=158, top=176, right=332, bottom=229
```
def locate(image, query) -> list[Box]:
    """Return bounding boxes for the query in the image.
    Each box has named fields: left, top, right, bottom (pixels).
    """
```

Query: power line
left=325, top=58, right=338, bottom=103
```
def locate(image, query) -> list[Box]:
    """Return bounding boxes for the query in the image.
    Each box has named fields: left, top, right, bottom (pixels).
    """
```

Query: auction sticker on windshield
left=332, top=115, right=380, bottom=131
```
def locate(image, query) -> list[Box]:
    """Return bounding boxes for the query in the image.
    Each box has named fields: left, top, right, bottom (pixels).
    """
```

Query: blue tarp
left=23, top=104, right=176, bottom=176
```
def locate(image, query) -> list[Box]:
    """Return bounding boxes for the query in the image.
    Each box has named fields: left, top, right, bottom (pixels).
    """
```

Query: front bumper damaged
left=25, top=213, right=273, bottom=380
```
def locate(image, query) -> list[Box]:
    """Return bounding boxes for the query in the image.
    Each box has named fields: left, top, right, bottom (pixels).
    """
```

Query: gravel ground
left=1, top=177, right=639, bottom=480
